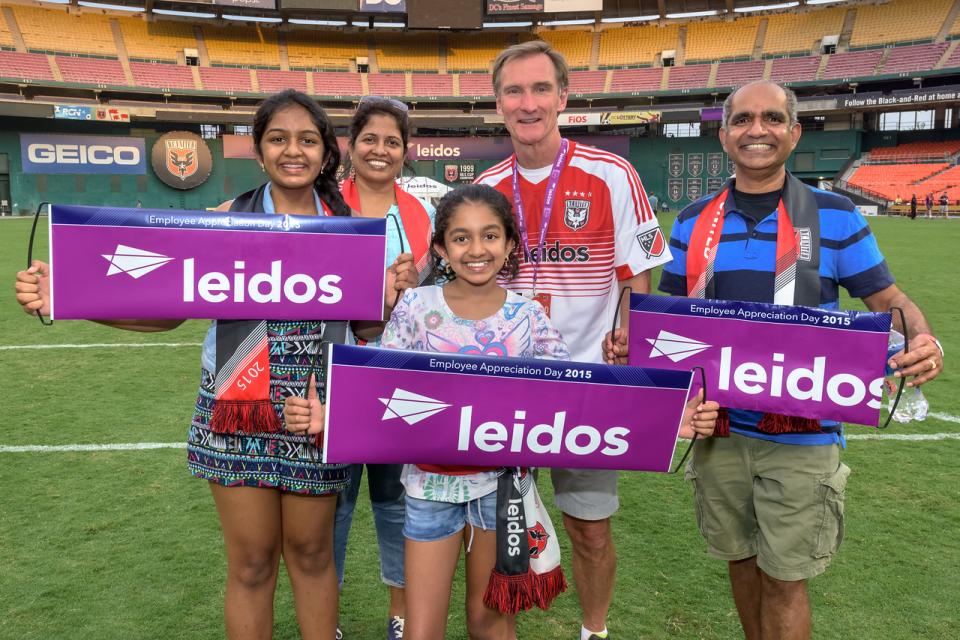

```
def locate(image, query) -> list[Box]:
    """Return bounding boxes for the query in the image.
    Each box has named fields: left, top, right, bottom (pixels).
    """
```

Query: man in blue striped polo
left=658, top=80, right=944, bottom=640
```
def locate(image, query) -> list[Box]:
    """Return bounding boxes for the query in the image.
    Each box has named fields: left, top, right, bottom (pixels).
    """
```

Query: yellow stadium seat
left=764, top=8, right=846, bottom=56
left=599, top=24, right=680, bottom=68
left=286, top=31, right=366, bottom=70
left=376, top=33, right=439, bottom=72
left=535, top=30, right=593, bottom=69
left=119, top=17, right=196, bottom=62
left=202, top=24, right=280, bottom=68
left=0, top=10, right=16, bottom=49
left=685, top=17, right=760, bottom=62
left=851, top=0, right=951, bottom=47
left=447, top=33, right=513, bottom=72
left=14, top=5, right=116, bottom=57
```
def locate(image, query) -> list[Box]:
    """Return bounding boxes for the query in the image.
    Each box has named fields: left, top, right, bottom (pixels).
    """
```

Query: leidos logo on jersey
left=379, top=393, right=631, bottom=459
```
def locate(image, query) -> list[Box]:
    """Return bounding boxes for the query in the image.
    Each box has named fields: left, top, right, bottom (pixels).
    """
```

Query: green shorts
left=684, top=433, right=850, bottom=582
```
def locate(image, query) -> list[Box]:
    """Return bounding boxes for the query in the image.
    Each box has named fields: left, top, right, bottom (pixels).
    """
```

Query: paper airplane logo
left=102, top=245, right=173, bottom=279
left=379, top=388, right=451, bottom=426
left=646, top=330, right=711, bottom=363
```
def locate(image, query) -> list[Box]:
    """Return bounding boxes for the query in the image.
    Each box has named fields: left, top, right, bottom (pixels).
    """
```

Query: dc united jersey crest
left=564, top=198, right=590, bottom=230
left=166, top=138, right=198, bottom=180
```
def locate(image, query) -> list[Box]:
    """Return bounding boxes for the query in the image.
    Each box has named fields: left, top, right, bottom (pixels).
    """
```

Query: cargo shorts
left=685, top=433, right=850, bottom=581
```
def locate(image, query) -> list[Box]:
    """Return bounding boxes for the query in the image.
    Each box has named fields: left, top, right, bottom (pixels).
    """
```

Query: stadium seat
left=119, top=17, right=196, bottom=62
left=536, top=30, right=593, bottom=69
left=199, top=66, right=252, bottom=93
left=599, top=24, right=679, bottom=68
left=201, top=24, right=280, bottom=68
left=568, top=70, right=606, bottom=95
left=685, top=17, right=759, bottom=63
left=879, top=42, right=948, bottom=75
left=257, top=69, right=308, bottom=94
left=822, top=49, right=883, bottom=80
left=286, top=31, right=365, bottom=70
left=714, top=60, right=765, bottom=88
left=849, top=0, right=952, bottom=48
left=14, top=6, right=117, bottom=57
left=869, top=141, right=960, bottom=161
left=609, top=67, right=664, bottom=93
left=412, top=73, right=452, bottom=97
left=769, top=55, right=821, bottom=83
left=447, top=34, right=512, bottom=72
left=763, top=8, right=846, bottom=56
left=848, top=163, right=949, bottom=200
left=129, top=61, right=196, bottom=91
left=0, top=10, right=16, bottom=49
left=376, top=33, right=439, bottom=72
left=312, top=71, right=362, bottom=96
left=56, top=56, right=127, bottom=87
left=668, top=63, right=712, bottom=90
left=0, top=50, right=54, bottom=82
left=457, top=73, right=493, bottom=97
left=368, top=72, right=406, bottom=97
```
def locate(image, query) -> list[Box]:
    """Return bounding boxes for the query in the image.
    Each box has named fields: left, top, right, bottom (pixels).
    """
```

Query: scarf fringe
left=209, top=400, right=281, bottom=434
left=483, top=566, right=567, bottom=614
left=716, top=408, right=821, bottom=436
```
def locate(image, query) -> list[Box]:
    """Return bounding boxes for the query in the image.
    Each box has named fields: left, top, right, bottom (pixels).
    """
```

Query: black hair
left=343, top=98, right=411, bottom=178
left=431, top=183, right=521, bottom=281
left=252, top=89, right=351, bottom=216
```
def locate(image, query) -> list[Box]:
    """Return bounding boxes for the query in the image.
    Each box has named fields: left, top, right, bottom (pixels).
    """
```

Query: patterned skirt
left=187, top=320, right=351, bottom=495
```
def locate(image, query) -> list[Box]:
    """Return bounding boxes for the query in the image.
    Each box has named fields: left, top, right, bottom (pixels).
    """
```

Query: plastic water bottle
left=886, top=330, right=929, bottom=423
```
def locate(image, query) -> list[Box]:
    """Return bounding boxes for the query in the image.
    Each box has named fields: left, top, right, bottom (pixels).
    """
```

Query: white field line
left=0, top=342, right=201, bottom=350
left=2, top=432, right=960, bottom=453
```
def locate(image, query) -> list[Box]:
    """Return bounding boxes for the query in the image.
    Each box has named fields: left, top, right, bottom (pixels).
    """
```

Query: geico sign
left=718, top=347, right=884, bottom=409
left=183, top=259, right=343, bottom=305
left=27, top=143, right=141, bottom=166
left=457, top=406, right=630, bottom=457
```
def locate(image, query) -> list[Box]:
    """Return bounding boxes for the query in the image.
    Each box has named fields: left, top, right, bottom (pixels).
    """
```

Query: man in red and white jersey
left=476, top=41, right=672, bottom=640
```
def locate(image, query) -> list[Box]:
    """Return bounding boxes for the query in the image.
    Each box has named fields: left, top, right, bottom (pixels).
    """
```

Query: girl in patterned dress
left=15, top=90, right=417, bottom=640
left=385, top=184, right=569, bottom=640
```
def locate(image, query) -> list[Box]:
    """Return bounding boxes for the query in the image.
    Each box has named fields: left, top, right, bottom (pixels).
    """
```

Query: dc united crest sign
left=151, top=131, right=213, bottom=190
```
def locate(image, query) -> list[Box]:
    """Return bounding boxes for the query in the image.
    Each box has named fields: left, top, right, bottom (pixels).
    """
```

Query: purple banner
left=49, top=205, right=386, bottom=321
left=323, top=344, right=693, bottom=472
left=628, top=295, right=892, bottom=426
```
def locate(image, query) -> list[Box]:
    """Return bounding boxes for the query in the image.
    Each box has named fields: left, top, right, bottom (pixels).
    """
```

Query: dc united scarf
left=686, top=172, right=823, bottom=435
left=484, top=469, right=566, bottom=614
left=340, top=177, right=433, bottom=274
left=208, top=184, right=347, bottom=434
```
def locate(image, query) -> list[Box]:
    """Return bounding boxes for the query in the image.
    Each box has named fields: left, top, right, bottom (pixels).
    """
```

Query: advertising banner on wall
left=20, top=133, right=146, bottom=174
left=54, top=105, right=93, bottom=120
left=628, top=294, right=891, bottom=426
left=48, top=205, right=386, bottom=321
left=559, top=111, right=660, bottom=127
left=324, top=344, right=693, bottom=472
left=486, top=0, right=600, bottom=13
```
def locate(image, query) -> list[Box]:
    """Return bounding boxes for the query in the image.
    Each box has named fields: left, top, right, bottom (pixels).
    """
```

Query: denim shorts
left=403, top=491, right=497, bottom=542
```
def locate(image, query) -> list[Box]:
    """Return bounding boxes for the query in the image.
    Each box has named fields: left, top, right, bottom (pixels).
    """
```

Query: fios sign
left=21, top=134, right=145, bottom=174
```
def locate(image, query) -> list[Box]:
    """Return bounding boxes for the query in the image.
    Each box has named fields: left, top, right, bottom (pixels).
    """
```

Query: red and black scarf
left=484, top=469, right=566, bottom=614
left=340, top=176, right=433, bottom=275
left=687, top=172, right=823, bottom=435
left=207, top=184, right=347, bottom=434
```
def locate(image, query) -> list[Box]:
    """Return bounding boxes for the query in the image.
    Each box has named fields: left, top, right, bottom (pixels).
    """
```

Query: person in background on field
left=475, top=41, right=674, bottom=640
left=15, top=89, right=417, bottom=640
left=647, top=192, right=659, bottom=214
left=611, top=80, right=944, bottom=640
left=940, top=192, right=950, bottom=216
left=924, top=192, right=934, bottom=218
left=909, top=193, right=917, bottom=220
left=332, top=95, right=436, bottom=640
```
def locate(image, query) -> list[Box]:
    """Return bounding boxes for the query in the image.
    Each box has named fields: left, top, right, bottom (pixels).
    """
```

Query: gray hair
left=492, top=40, right=569, bottom=96
left=722, top=80, right=798, bottom=128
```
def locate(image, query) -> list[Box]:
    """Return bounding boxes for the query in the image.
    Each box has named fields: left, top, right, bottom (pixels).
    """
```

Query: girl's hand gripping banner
left=628, top=294, right=892, bottom=426
left=48, top=204, right=387, bottom=320
left=323, top=344, right=695, bottom=472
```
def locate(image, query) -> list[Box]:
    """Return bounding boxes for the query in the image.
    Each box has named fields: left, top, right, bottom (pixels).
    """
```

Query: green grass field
left=1, top=214, right=957, bottom=640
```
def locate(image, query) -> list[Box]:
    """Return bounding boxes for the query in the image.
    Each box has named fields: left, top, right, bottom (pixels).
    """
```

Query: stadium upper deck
left=1, top=0, right=959, bottom=102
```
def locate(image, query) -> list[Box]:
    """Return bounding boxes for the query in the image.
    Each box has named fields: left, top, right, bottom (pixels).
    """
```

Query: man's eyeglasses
left=359, top=95, right=409, bottom=113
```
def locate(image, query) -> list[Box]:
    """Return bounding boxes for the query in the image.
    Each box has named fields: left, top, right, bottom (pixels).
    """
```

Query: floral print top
left=381, top=285, right=570, bottom=503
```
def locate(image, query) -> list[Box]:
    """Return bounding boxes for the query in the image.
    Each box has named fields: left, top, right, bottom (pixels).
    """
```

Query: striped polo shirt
left=659, top=182, right=895, bottom=445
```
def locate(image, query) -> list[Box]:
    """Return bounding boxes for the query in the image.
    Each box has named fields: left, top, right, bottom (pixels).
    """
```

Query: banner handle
left=879, top=306, right=908, bottom=430
left=26, top=201, right=52, bottom=326
left=672, top=365, right=707, bottom=474
left=388, top=213, right=406, bottom=309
